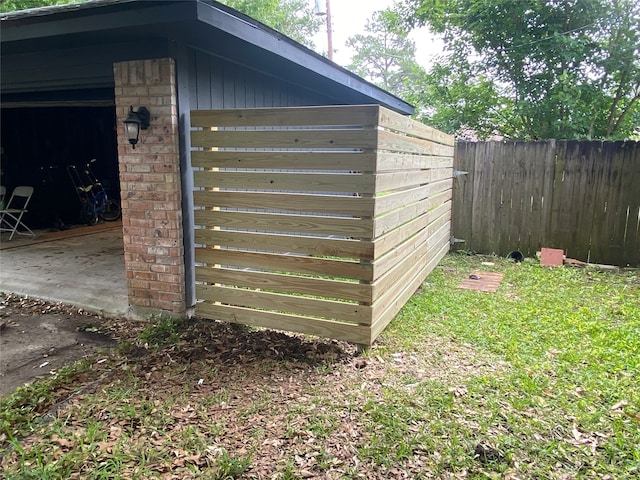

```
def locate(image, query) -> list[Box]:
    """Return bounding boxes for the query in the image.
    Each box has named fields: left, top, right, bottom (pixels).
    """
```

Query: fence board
left=378, top=106, right=455, bottom=146
left=377, top=152, right=453, bottom=171
left=192, top=105, right=453, bottom=344
left=378, top=130, right=455, bottom=156
left=452, top=142, right=473, bottom=246
left=196, top=266, right=370, bottom=302
left=454, top=140, right=640, bottom=266
left=196, top=284, right=371, bottom=324
left=619, top=141, right=640, bottom=263
left=374, top=179, right=451, bottom=217
left=371, top=240, right=450, bottom=340
left=192, top=128, right=378, bottom=150
left=195, top=248, right=373, bottom=281
left=193, top=190, right=374, bottom=216
left=373, top=198, right=451, bottom=257
left=194, top=209, right=372, bottom=238
left=191, top=105, right=380, bottom=128
left=373, top=221, right=450, bottom=310
left=195, top=229, right=374, bottom=259
left=196, top=303, right=370, bottom=345
left=194, top=171, right=375, bottom=194
left=192, top=150, right=377, bottom=171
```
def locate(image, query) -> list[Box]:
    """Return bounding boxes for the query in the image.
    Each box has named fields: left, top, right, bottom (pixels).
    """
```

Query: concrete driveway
left=0, top=222, right=128, bottom=317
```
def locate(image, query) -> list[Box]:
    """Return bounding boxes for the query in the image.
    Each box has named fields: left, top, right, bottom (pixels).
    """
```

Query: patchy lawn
left=1, top=253, right=639, bottom=479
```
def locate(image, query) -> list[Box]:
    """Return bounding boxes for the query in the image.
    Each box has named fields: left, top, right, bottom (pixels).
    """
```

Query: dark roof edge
left=1, top=0, right=415, bottom=115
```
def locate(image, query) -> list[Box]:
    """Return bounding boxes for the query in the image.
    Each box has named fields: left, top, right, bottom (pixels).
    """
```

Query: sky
left=311, top=0, right=444, bottom=69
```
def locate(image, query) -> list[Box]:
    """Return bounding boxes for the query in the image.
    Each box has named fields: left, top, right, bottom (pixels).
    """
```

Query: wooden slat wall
left=453, top=140, right=640, bottom=266
left=191, top=105, right=454, bottom=345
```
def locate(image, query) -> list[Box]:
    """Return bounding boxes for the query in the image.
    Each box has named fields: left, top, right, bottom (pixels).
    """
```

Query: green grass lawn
left=1, top=253, right=639, bottom=479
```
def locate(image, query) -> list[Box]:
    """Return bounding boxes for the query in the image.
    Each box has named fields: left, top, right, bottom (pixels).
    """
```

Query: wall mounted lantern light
left=123, top=106, right=150, bottom=149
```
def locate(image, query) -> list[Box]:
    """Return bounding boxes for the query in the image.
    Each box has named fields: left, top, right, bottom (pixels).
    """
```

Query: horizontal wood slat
left=195, top=229, right=374, bottom=260
left=373, top=197, right=451, bottom=257
left=378, top=130, right=455, bottom=157
left=191, top=105, right=380, bottom=128
left=374, top=179, right=452, bottom=217
left=195, top=247, right=374, bottom=281
left=194, top=209, right=373, bottom=238
left=377, top=152, right=453, bottom=171
left=197, top=284, right=372, bottom=324
left=196, top=302, right=371, bottom=345
left=371, top=240, right=450, bottom=340
left=371, top=220, right=451, bottom=301
left=193, top=190, right=374, bottom=216
left=192, top=105, right=453, bottom=345
left=192, top=128, right=377, bottom=150
left=194, top=170, right=375, bottom=194
left=372, top=218, right=451, bottom=285
left=192, top=150, right=377, bottom=171
left=196, top=266, right=371, bottom=302
left=378, top=107, right=455, bottom=146
left=375, top=168, right=452, bottom=192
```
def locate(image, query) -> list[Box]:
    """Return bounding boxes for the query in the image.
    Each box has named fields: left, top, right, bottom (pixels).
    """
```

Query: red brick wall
left=113, top=58, right=185, bottom=314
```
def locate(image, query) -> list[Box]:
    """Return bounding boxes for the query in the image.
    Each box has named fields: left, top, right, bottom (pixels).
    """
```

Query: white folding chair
left=0, top=186, right=36, bottom=240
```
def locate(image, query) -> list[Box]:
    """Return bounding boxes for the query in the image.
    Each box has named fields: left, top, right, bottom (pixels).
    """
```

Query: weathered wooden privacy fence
left=191, top=105, right=454, bottom=345
left=454, top=140, right=640, bottom=266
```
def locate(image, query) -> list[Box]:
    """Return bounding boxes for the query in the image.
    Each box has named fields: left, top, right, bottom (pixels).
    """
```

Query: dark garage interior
left=1, top=103, right=120, bottom=230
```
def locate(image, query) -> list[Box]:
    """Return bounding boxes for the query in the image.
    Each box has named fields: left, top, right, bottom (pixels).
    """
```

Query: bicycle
left=67, top=159, right=121, bottom=225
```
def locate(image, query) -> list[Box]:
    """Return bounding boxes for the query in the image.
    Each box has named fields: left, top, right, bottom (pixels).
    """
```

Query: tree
left=346, top=9, right=429, bottom=114
left=420, top=61, right=509, bottom=139
left=405, top=0, right=640, bottom=140
left=217, top=0, right=323, bottom=49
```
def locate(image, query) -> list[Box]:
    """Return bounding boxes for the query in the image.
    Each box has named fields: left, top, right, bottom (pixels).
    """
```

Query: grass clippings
left=1, top=253, right=639, bottom=479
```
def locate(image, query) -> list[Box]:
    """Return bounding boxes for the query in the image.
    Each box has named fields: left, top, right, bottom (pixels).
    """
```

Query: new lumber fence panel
left=453, top=140, right=640, bottom=266
left=191, top=105, right=454, bottom=345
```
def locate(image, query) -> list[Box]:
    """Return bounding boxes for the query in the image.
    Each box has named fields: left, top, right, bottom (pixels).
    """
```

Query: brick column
left=113, top=58, right=186, bottom=314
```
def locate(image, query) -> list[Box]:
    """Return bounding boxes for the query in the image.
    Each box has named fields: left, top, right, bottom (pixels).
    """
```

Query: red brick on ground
left=457, top=271, right=505, bottom=293
left=540, top=247, right=564, bottom=266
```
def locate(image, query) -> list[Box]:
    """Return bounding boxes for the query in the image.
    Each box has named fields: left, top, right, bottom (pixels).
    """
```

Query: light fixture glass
left=123, top=106, right=150, bottom=148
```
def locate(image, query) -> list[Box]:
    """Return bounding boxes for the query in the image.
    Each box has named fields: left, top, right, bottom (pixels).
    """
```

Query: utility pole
left=314, top=0, right=333, bottom=60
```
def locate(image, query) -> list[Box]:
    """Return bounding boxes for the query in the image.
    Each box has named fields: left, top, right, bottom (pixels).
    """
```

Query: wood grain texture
left=191, top=105, right=380, bottom=128
left=194, top=209, right=373, bottom=238
left=192, top=150, right=377, bottom=171
left=195, top=247, right=374, bottom=281
left=193, top=190, right=374, bottom=216
left=191, top=128, right=378, bottom=150
left=197, top=283, right=372, bottom=324
left=191, top=105, right=455, bottom=344
left=194, top=170, right=375, bottom=194
left=195, top=302, right=371, bottom=345
left=454, top=140, right=640, bottom=266
left=195, top=228, right=374, bottom=259
left=196, top=266, right=372, bottom=302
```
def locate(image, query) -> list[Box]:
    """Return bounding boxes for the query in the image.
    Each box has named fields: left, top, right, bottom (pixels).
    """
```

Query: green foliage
left=138, top=315, right=187, bottom=348
left=0, top=0, right=82, bottom=13
left=347, top=9, right=425, bottom=101
left=419, top=60, right=509, bottom=139
left=406, top=0, right=640, bottom=140
left=1, top=256, right=638, bottom=477
left=217, top=0, right=323, bottom=49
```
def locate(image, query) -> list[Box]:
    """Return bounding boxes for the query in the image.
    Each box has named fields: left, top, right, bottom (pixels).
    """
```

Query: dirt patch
left=0, top=294, right=137, bottom=396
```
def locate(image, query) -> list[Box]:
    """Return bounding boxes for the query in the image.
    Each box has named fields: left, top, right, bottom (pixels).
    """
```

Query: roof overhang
left=1, top=0, right=414, bottom=115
